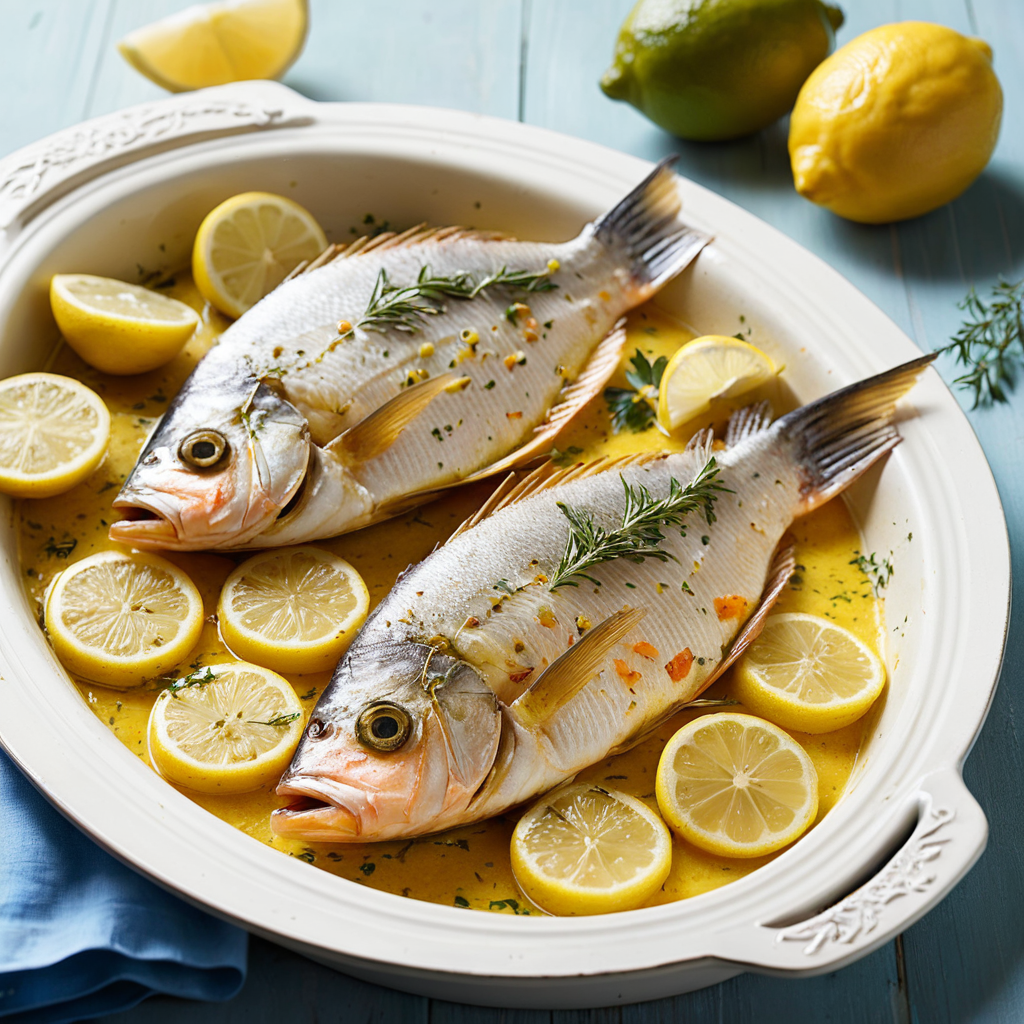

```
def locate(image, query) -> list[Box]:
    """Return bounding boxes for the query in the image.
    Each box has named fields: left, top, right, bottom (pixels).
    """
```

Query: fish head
left=272, top=640, right=502, bottom=841
left=109, top=369, right=311, bottom=550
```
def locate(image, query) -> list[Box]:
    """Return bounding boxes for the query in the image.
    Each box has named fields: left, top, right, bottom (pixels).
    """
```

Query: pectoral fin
left=512, top=606, right=646, bottom=728
left=327, top=372, right=457, bottom=463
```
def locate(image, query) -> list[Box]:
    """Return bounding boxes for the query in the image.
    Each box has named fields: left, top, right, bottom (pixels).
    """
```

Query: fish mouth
left=108, top=501, right=179, bottom=548
left=272, top=776, right=361, bottom=841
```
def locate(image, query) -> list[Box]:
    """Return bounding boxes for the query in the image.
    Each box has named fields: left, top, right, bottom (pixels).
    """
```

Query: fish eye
left=179, top=430, right=229, bottom=468
left=355, top=701, right=412, bottom=752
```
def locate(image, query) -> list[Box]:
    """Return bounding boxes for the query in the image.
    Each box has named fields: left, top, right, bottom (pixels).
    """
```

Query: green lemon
left=601, top=0, right=844, bottom=141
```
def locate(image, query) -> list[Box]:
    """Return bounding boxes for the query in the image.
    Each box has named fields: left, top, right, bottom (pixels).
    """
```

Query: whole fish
left=272, top=353, right=936, bottom=842
left=109, top=161, right=709, bottom=551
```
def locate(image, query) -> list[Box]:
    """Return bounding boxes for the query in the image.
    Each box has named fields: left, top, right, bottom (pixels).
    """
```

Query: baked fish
left=272, top=353, right=935, bottom=842
left=109, top=161, right=710, bottom=551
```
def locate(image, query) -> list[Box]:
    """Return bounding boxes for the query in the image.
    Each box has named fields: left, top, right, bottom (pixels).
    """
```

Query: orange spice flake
left=506, top=410, right=523, bottom=420
left=665, top=648, right=694, bottom=682
left=509, top=667, right=534, bottom=684
left=714, top=595, right=748, bottom=621
left=632, top=641, right=659, bottom=659
left=613, top=659, right=642, bottom=686
left=537, top=606, right=558, bottom=629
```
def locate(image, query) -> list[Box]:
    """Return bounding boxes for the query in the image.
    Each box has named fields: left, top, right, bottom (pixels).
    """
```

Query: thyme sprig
left=247, top=712, right=302, bottom=727
left=341, top=263, right=557, bottom=338
left=604, top=349, right=668, bottom=433
left=549, top=458, right=728, bottom=589
left=937, top=278, right=1024, bottom=407
left=851, top=551, right=893, bottom=595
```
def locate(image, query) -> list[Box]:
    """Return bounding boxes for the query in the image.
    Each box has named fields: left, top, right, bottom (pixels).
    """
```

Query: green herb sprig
left=851, top=551, right=893, bottom=595
left=938, top=278, right=1024, bottom=407
left=549, top=458, right=728, bottom=590
left=247, top=712, right=302, bottom=727
left=342, top=264, right=557, bottom=339
left=604, top=349, right=668, bottom=433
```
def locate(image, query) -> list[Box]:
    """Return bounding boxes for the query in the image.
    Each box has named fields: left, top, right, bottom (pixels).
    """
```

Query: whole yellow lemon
left=789, top=22, right=1002, bottom=223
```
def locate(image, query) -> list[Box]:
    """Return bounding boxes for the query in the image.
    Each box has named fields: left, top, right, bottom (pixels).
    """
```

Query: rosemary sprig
left=549, top=458, right=728, bottom=589
left=937, top=278, right=1024, bottom=407
left=604, top=349, right=668, bottom=433
left=247, top=712, right=302, bottom=727
left=341, top=263, right=557, bottom=338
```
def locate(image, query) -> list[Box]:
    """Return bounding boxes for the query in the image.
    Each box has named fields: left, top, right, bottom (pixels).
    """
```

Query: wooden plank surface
left=0, top=0, right=1021, bottom=1020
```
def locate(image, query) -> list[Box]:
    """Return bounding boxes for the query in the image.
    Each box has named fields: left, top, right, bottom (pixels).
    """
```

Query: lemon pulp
left=0, top=373, right=110, bottom=498
left=218, top=546, right=370, bottom=674
left=656, top=712, right=819, bottom=858
left=192, top=191, right=328, bottom=318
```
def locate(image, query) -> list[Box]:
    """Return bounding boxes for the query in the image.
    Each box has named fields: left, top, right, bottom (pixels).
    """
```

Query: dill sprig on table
left=340, top=263, right=557, bottom=338
left=604, top=349, right=668, bottom=433
left=938, top=278, right=1024, bottom=407
left=549, top=458, right=728, bottom=590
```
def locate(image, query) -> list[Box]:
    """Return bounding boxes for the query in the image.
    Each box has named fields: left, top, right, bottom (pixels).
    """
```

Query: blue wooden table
left=2, top=1, right=1021, bottom=1020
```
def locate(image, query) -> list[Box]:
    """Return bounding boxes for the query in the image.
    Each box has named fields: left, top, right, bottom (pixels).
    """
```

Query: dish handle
left=0, top=81, right=316, bottom=233
left=725, top=767, right=987, bottom=975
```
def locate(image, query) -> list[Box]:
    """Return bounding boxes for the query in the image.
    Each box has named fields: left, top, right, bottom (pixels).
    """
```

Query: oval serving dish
left=0, top=82, right=1010, bottom=1009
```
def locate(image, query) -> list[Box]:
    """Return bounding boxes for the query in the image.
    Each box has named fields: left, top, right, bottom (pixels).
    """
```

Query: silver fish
left=271, top=354, right=936, bottom=842
left=109, top=161, right=709, bottom=551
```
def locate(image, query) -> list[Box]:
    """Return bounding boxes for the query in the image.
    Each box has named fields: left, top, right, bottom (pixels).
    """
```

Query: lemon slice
left=0, top=373, right=110, bottom=498
left=734, top=613, right=886, bottom=734
left=218, top=546, right=369, bottom=674
left=148, top=661, right=304, bottom=794
left=657, top=335, right=777, bottom=432
left=50, top=275, right=200, bottom=375
left=192, top=192, right=328, bottom=319
left=510, top=783, right=672, bottom=916
left=656, top=712, right=818, bottom=858
left=44, top=551, right=204, bottom=689
left=117, top=0, right=308, bottom=93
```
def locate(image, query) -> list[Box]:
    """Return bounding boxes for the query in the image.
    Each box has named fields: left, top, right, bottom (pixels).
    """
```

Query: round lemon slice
left=0, top=373, right=110, bottom=498
left=44, top=551, right=204, bottom=689
left=657, top=335, right=777, bottom=432
left=656, top=712, right=818, bottom=858
left=192, top=192, right=328, bottom=318
left=510, top=783, right=672, bottom=916
left=117, top=0, right=308, bottom=93
left=50, top=274, right=200, bottom=375
left=735, top=612, right=886, bottom=734
left=218, top=546, right=369, bottom=674
left=148, top=661, right=304, bottom=794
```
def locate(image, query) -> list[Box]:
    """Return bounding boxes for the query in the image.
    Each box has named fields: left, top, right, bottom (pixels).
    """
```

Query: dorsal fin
left=445, top=451, right=671, bottom=544
left=327, top=373, right=457, bottom=463
left=282, top=224, right=518, bottom=282
left=460, top=320, right=629, bottom=484
left=512, top=607, right=647, bottom=727
left=699, top=538, right=796, bottom=691
left=725, top=401, right=773, bottom=447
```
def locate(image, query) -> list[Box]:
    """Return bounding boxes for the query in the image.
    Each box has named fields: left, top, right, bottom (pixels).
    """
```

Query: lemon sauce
left=18, top=278, right=882, bottom=914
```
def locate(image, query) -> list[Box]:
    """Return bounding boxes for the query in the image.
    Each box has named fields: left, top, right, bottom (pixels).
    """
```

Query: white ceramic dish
left=0, top=82, right=1010, bottom=1009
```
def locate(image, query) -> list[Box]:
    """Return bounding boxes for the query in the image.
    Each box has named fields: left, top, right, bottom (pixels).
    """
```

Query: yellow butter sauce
left=18, top=278, right=882, bottom=914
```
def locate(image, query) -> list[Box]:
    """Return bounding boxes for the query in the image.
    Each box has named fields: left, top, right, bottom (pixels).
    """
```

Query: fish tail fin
left=778, top=353, right=937, bottom=512
left=593, top=157, right=711, bottom=296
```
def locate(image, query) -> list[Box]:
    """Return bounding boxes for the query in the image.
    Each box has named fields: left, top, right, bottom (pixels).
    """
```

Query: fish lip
left=273, top=776, right=362, bottom=840
left=107, top=504, right=179, bottom=547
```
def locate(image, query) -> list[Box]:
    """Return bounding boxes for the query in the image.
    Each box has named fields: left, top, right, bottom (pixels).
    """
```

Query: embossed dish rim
left=0, top=83, right=1009, bottom=1008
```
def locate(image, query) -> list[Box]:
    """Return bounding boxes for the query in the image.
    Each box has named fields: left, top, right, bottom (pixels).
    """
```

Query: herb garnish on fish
left=851, top=551, right=894, bottom=595
left=604, top=349, right=668, bottom=433
left=340, top=263, right=559, bottom=339
left=549, top=458, right=728, bottom=589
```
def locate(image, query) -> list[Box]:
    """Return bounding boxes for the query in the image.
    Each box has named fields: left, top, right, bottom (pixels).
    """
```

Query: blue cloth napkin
left=0, top=749, right=247, bottom=1022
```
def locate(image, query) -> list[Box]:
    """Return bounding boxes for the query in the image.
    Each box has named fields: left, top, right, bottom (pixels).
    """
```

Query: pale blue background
left=1, top=0, right=1021, bottom=1020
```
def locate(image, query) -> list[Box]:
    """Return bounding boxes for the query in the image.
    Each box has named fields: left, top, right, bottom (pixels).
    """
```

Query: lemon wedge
left=148, top=661, right=304, bottom=794
left=657, top=335, right=777, bottom=432
left=734, top=613, right=886, bottom=734
left=0, top=373, right=110, bottom=498
left=218, top=546, right=369, bottom=674
left=44, top=551, right=204, bottom=689
left=192, top=192, right=328, bottom=318
left=656, top=712, right=818, bottom=858
left=117, top=0, right=308, bottom=93
left=510, top=783, right=672, bottom=916
left=50, top=275, right=199, bottom=375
